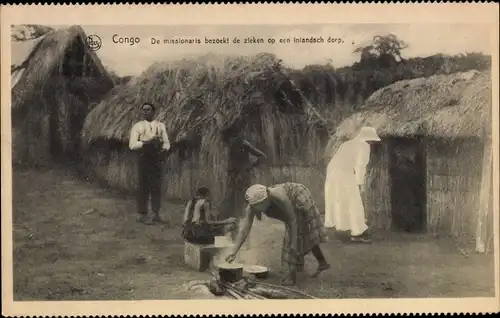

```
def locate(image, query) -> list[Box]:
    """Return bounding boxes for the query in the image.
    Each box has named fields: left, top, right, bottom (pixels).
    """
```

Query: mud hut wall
left=476, top=141, right=494, bottom=253
left=483, top=162, right=494, bottom=253
left=11, top=125, right=24, bottom=164
left=84, top=139, right=228, bottom=207
left=164, top=143, right=228, bottom=205
left=13, top=73, right=113, bottom=167
left=43, top=76, right=107, bottom=162
left=12, top=109, right=52, bottom=166
left=360, top=137, right=485, bottom=238
left=484, top=174, right=494, bottom=252
left=244, top=103, right=329, bottom=165
left=364, top=141, right=392, bottom=231
left=12, top=82, right=53, bottom=166
left=425, top=137, right=484, bottom=241
left=83, top=142, right=113, bottom=183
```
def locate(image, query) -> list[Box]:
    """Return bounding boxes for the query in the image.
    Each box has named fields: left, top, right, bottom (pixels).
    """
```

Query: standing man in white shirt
left=129, top=102, right=171, bottom=225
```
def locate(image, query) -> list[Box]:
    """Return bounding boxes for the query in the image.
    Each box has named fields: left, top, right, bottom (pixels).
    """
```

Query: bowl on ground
left=244, top=265, right=270, bottom=279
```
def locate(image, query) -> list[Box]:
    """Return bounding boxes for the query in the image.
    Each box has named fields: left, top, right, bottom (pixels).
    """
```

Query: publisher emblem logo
left=86, top=34, right=102, bottom=51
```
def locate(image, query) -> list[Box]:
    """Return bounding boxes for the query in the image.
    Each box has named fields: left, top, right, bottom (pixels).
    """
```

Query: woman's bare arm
left=243, top=140, right=267, bottom=169
left=192, top=200, right=204, bottom=224
left=232, top=204, right=255, bottom=252
left=204, top=201, right=216, bottom=222
left=183, top=200, right=193, bottom=223
left=243, top=140, right=267, bottom=159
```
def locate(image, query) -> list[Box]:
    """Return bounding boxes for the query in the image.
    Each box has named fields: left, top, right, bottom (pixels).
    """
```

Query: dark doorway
left=388, top=137, right=427, bottom=233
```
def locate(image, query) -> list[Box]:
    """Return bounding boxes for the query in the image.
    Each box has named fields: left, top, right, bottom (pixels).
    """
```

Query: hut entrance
left=388, top=137, right=427, bottom=233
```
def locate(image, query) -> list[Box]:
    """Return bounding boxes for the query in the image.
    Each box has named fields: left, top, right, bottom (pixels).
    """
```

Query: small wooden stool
left=184, top=240, right=234, bottom=272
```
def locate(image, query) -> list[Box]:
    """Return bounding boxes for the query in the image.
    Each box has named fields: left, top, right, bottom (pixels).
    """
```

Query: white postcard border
left=1, top=3, right=499, bottom=316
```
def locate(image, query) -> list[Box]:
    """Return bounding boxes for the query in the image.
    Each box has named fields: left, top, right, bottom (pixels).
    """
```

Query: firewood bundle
left=206, top=273, right=316, bottom=300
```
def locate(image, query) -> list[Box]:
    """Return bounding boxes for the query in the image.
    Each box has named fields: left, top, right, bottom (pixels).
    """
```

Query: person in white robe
left=324, top=126, right=381, bottom=242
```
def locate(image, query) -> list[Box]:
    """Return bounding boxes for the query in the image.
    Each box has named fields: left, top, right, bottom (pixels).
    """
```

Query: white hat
left=357, top=126, right=381, bottom=141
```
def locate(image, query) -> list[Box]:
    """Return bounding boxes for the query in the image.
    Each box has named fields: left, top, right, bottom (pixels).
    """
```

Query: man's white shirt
left=129, top=120, right=171, bottom=151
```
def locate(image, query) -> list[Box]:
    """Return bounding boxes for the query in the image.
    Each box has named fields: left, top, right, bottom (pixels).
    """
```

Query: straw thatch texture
left=81, top=53, right=333, bottom=208
left=83, top=53, right=304, bottom=146
left=11, top=25, right=115, bottom=166
left=476, top=139, right=494, bottom=253
left=83, top=54, right=491, bottom=157
left=331, top=70, right=490, bottom=143
left=329, top=71, right=493, bottom=246
left=363, top=142, right=392, bottom=231
left=425, top=137, right=484, bottom=239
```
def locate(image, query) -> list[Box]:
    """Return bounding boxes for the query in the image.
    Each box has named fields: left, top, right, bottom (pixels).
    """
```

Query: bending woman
left=225, top=183, right=330, bottom=286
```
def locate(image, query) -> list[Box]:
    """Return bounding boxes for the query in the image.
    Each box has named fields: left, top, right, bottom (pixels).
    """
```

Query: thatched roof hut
left=81, top=53, right=331, bottom=208
left=82, top=53, right=313, bottom=150
left=328, top=70, right=494, bottom=252
left=11, top=25, right=115, bottom=166
left=330, top=70, right=490, bottom=143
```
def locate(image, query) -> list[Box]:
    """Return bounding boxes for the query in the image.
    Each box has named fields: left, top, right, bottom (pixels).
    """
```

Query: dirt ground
left=11, top=165, right=495, bottom=300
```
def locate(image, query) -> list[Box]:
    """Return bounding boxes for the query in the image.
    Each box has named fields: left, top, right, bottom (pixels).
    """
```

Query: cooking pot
left=244, top=265, right=270, bottom=279
left=217, top=262, right=243, bottom=283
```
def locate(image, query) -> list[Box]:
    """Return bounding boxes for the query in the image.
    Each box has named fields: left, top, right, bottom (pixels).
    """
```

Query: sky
left=28, top=24, right=495, bottom=77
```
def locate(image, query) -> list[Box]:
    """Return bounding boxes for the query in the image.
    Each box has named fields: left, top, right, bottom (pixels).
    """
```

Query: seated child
left=182, top=187, right=237, bottom=244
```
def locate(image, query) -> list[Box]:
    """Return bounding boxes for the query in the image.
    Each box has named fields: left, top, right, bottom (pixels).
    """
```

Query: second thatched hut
left=80, top=53, right=330, bottom=213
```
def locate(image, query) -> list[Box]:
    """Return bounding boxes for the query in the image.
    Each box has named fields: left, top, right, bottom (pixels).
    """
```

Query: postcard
left=1, top=3, right=499, bottom=317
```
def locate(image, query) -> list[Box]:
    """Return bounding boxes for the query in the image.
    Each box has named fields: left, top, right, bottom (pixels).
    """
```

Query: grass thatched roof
left=332, top=70, right=492, bottom=145
left=11, top=25, right=114, bottom=111
left=81, top=53, right=314, bottom=151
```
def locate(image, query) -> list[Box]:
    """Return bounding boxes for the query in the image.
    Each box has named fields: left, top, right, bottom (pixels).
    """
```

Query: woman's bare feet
left=311, top=262, right=330, bottom=277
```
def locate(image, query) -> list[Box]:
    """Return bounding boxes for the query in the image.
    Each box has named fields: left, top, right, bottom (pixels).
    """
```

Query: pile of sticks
left=220, top=281, right=267, bottom=300
left=208, top=272, right=317, bottom=300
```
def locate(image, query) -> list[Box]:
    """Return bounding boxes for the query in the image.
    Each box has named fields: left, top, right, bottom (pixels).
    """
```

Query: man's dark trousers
left=137, top=143, right=163, bottom=216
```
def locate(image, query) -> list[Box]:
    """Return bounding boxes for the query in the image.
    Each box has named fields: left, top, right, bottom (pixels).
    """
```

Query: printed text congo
left=113, top=34, right=141, bottom=46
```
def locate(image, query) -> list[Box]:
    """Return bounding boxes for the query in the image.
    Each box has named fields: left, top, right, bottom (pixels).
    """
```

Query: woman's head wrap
left=245, top=184, right=269, bottom=205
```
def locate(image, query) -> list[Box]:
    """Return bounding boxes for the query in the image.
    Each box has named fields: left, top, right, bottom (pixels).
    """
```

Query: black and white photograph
left=2, top=3, right=499, bottom=316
